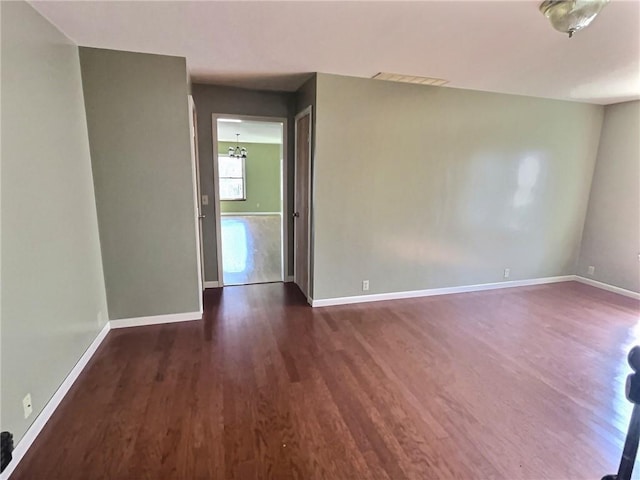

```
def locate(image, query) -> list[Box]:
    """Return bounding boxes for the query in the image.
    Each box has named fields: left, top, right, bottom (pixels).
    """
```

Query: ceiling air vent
left=372, top=72, right=449, bottom=87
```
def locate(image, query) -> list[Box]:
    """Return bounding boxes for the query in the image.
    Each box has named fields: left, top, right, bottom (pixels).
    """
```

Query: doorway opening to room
left=213, top=115, right=287, bottom=286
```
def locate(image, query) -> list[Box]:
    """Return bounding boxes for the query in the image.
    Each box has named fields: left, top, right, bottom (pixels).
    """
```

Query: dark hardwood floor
left=10, top=281, right=640, bottom=479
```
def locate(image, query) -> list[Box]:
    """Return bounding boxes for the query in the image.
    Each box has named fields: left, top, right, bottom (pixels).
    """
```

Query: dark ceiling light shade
left=539, top=0, right=609, bottom=38
left=228, top=133, right=247, bottom=159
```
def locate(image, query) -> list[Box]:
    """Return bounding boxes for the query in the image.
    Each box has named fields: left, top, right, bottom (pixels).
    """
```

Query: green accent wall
left=79, top=47, right=200, bottom=319
left=218, top=142, right=282, bottom=214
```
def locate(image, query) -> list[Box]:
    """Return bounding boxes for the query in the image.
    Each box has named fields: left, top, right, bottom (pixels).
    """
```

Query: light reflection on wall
left=508, top=154, right=544, bottom=233
left=221, top=219, right=248, bottom=273
left=513, top=155, right=541, bottom=210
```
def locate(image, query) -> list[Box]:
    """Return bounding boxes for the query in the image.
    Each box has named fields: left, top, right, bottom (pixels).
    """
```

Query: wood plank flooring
left=9, top=281, right=640, bottom=479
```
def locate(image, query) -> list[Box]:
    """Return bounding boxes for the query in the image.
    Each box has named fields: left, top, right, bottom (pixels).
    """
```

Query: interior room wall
left=218, top=142, right=282, bottom=214
left=312, top=73, right=604, bottom=301
left=191, top=83, right=297, bottom=282
left=577, top=100, right=640, bottom=292
left=1, top=1, right=109, bottom=445
left=80, top=48, right=200, bottom=319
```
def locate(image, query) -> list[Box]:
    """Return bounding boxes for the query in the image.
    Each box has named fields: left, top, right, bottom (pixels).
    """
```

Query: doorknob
left=198, top=214, right=206, bottom=219
left=292, top=212, right=300, bottom=218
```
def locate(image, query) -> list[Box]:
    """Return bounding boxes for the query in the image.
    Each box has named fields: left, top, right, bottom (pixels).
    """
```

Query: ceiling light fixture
left=539, top=0, right=609, bottom=38
left=218, top=118, right=242, bottom=123
left=372, top=72, right=449, bottom=86
left=228, top=134, right=247, bottom=159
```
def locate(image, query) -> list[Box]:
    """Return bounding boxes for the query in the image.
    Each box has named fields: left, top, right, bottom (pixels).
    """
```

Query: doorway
left=212, top=115, right=287, bottom=286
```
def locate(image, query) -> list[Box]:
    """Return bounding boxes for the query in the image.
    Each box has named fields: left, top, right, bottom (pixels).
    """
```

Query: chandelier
left=228, top=134, right=247, bottom=159
left=539, top=0, right=609, bottom=38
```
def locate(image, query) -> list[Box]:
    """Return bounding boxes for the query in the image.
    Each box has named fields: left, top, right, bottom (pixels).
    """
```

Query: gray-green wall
left=80, top=48, right=200, bottom=319
left=312, top=73, right=604, bottom=300
left=192, top=83, right=297, bottom=282
left=577, top=100, right=640, bottom=292
left=218, top=142, right=282, bottom=214
left=1, top=1, right=108, bottom=445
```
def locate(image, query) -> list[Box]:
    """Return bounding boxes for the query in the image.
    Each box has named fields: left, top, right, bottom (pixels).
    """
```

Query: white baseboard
left=574, top=276, right=640, bottom=300
left=109, top=311, right=202, bottom=329
left=220, top=212, right=281, bottom=216
left=0, top=321, right=111, bottom=480
left=204, top=281, right=220, bottom=289
left=311, top=275, right=575, bottom=307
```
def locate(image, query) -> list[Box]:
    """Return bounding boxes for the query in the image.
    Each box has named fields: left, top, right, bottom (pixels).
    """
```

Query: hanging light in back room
left=228, top=133, right=247, bottom=159
left=539, top=0, right=609, bottom=38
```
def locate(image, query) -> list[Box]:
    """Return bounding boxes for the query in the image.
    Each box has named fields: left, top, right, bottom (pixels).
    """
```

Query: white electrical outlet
left=503, top=268, right=510, bottom=279
left=362, top=280, right=370, bottom=291
left=588, top=265, right=595, bottom=275
left=201, top=195, right=209, bottom=205
left=23, top=393, right=33, bottom=419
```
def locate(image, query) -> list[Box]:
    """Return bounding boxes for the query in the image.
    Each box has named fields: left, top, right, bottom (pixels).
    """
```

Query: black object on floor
left=602, top=346, right=640, bottom=480
left=1, top=431, right=14, bottom=473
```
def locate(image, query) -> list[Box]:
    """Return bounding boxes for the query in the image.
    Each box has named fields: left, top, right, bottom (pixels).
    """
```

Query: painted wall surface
left=191, top=83, right=296, bottom=282
left=80, top=48, right=200, bottom=319
left=219, top=142, right=282, bottom=214
left=313, top=73, right=604, bottom=300
left=577, top=101, right=640, bottom=292
left=1, top=1, right=108, bottom=444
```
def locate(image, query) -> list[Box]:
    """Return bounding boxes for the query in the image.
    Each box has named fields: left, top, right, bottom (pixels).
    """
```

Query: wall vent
left=372, top=72, right=449, bottom=86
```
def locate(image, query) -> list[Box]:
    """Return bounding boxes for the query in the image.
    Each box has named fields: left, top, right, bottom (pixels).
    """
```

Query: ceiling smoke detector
left=372, top=73, right=449, bottom=87
left=539, top=0, right=609, bottom=38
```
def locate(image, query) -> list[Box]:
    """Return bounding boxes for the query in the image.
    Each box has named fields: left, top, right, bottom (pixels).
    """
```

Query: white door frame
left=188, top=96, right=204, bottom=313
left=294, top=105, right=313, bottom=301
left=211, top=113, right=289, bottom=286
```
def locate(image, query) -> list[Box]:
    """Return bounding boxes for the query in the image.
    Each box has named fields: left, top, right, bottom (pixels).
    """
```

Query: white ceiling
left=217, top=119, right=283, bottom=144
left=31, top=1, right=640, bottom=105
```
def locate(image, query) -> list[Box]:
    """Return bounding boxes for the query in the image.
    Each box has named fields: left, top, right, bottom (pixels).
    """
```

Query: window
left=218, top=156, right=246, bottom=200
